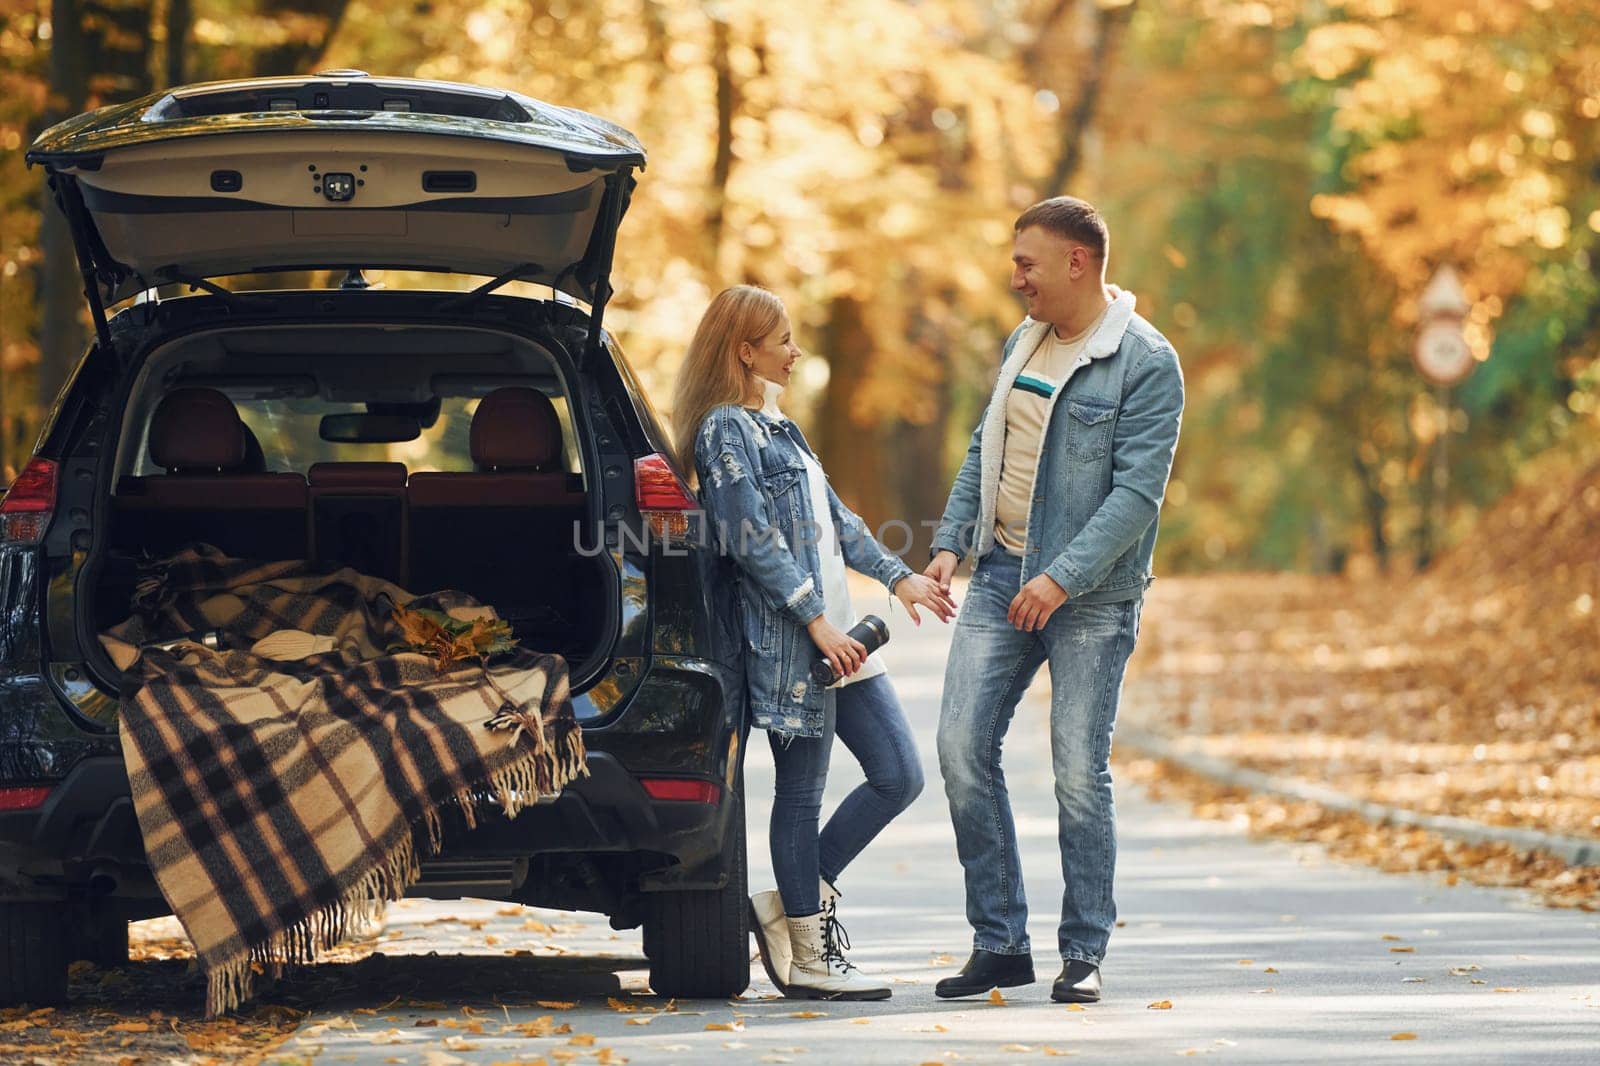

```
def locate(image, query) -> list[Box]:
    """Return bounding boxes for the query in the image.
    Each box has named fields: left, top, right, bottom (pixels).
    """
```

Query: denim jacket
left=695, top=404, right=913, bottom=738
left=932, top=289, right=1184, bottom=602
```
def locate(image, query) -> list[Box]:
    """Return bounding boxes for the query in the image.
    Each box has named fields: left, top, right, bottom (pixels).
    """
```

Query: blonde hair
left=670, top=285, right=786, bottom=482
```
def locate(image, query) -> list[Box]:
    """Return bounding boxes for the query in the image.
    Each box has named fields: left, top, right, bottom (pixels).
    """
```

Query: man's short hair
left=1015, top=197, right=1109, bottom=262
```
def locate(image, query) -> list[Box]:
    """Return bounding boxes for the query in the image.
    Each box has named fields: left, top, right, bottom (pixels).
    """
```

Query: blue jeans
left=767, top=672, right=924, bottom=917
left=937, top=548, right=1141, bottom=963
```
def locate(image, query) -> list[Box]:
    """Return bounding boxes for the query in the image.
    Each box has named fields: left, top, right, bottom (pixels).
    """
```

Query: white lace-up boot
left=751, top=878, right=841, bottom=993
left=783, top=908, right=891, bottom=1000
left=749, top=890, right=792, bottom=991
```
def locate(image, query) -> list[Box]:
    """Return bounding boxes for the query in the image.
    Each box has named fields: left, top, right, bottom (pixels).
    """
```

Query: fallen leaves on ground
left=1148, top=1000, right=1174, bottom=1010
left=0, top=951, right=307, bottom=1066
left=989, top=988, right=1007, bottom=1006
left=1118, top=464, right=1600, bottom=909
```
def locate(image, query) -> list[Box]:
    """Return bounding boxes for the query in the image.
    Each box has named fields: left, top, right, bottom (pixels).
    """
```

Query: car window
left=132, top=394, right=580, bottom=475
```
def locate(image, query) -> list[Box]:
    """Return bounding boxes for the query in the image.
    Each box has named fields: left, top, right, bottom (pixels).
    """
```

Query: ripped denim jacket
left=694, top=403, right=912, bottom=738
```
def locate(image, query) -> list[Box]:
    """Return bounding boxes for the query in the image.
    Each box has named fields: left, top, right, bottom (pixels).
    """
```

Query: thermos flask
left=810, top=614, right=890, bottom=686
left=142, top=629, right=227, bottom=653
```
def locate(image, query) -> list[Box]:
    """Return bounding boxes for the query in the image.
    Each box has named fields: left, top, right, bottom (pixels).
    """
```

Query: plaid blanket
left=100, top=545, right=587, bottom=1015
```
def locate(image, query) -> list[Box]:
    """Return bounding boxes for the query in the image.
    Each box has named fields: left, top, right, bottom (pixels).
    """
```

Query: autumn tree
left=12, top=0, right=351, bottom=477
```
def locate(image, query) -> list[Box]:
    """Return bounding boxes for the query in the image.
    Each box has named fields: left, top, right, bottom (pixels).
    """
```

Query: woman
left=672, top=285, right=957, bottom=1000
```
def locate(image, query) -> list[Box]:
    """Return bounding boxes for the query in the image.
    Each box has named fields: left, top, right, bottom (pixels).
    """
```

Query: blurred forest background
left=1, top=0, right=1597, bottom=575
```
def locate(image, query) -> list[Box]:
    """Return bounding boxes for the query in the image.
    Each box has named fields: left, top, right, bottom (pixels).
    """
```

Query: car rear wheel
left=0, top=902, right=69, bottom=1006
left=70, top=901, right=130, bottom=968
left=643, top=789, right=750, bottom=999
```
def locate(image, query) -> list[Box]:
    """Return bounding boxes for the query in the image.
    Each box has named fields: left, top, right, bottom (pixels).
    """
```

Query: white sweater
left=761, top=382, right=885, bottom=688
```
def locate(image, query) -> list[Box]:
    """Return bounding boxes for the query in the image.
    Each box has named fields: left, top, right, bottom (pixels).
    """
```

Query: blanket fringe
left=201, top=738, right=586, bottom=1017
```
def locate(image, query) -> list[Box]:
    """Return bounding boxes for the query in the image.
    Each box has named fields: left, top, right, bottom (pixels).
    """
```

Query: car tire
left=0, top=902, right=69, bottom=1006
left=71, top=901, right=130, bottom=968
left=643, top=788, right=750, bottom=999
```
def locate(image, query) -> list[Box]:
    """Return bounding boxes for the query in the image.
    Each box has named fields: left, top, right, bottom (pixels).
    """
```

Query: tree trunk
left=38, top=0, right=158, bottom=411
left=881, top=409, right=948, bottom=565
left=816, top=296, right=883, bottom=527
left=1351, top=448, right=1389, bottom=571
left=706, top=13, right=736, bottom=271
left=36, top=0, right=92, bottom=414
left=166, top=0, right=191, bottom=86
left=1032, top=0, right=1136, bottom=199
left=252, top=1, right=352, bottom=76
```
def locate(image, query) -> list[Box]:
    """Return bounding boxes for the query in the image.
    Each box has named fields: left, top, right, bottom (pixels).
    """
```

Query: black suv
left=1, top=72, right=749, bottom=1006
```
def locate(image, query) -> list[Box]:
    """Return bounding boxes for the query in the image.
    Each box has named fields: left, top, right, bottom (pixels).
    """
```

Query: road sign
left=1413, top=264, right=1474, bottom=386
left=1415, top=319, right=1474, bottom=385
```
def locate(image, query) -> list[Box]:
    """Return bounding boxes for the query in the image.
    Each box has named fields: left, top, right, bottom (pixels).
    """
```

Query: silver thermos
left=142, top=629, right=227, bottom=654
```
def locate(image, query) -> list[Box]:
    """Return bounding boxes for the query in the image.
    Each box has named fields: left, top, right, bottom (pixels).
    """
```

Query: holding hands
left=923, top=549, right=960, bottom=593
left=807, top=569, right=959, bottom=682
left=893, top=573, right=959, bottom=626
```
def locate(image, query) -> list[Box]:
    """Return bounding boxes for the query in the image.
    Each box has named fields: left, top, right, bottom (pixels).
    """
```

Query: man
left=926, top=197, right=1183, bottom=1003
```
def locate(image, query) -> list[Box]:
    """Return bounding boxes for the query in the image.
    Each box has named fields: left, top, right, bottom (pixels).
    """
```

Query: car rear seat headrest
left=148, top=387, right=247, bottom=473
left=471, top=387, right=562, bottom=472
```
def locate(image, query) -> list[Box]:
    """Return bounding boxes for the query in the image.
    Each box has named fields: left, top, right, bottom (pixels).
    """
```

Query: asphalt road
left=281, top=577, right=1600, bottom=1066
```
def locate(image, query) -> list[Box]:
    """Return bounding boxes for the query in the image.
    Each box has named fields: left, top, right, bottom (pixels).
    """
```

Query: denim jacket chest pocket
left=1066, top=398, right=1118, bottom=460
left=759, top=463, right=805, bottom=496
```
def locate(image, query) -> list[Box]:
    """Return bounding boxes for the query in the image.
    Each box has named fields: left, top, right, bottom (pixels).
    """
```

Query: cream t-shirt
left=993, top=314, right=1102, bottom=552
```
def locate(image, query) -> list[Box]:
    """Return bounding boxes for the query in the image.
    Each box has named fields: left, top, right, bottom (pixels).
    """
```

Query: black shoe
left=934, top=949, right=1035, bottom=999
left=1051, top=959, right=1101, bottom=1003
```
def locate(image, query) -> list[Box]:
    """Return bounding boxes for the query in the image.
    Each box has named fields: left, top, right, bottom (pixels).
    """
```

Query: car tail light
left=0, top=457, right=58, bottom=545
left=639, top=777, right=722, bottom=803
left=634, top=453, right=699, bottom=543
left=0, top=786, right=53, bottom=811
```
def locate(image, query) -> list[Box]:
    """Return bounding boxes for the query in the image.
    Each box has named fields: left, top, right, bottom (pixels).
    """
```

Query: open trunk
left=82, top=317, right=618, bottom=688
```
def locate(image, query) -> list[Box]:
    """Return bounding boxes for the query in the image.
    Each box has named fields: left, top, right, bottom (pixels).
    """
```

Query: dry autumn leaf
left=705, top=1021, right=746, bottom=1032
left=1390, top=1033, right=1418, bottom=1041
left=989, top=988, right=1007, bottom=1006
left=1148, top=1000, right=1174, bottom=1010
left=421, top=1052, right=467, bottom=1066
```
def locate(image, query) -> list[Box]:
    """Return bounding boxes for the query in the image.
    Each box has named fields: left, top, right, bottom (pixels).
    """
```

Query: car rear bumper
left=0, top=749, right=736, bottom=903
